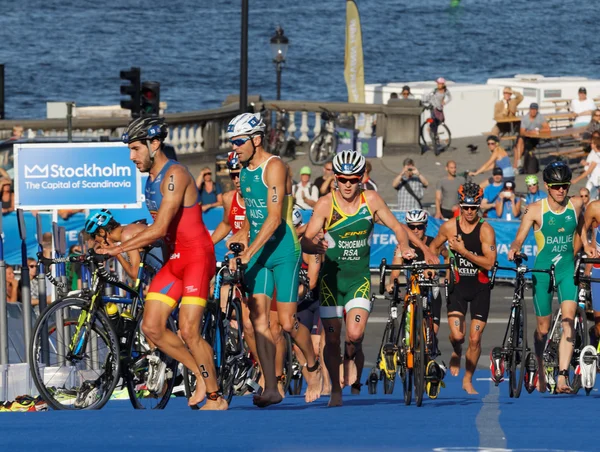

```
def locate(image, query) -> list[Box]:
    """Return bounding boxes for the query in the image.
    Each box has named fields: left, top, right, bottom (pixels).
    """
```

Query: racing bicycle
left=489, top=254, right=555, bottom=398
left=420, top=104, right=452, bottom=156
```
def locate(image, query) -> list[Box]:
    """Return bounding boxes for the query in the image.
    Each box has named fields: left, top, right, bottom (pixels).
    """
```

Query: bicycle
left=183, top=243, right=262, bottom=406
left=266, top=105, right=289, bottom=157
left=309, top=108, right=339, bottom=165
left=575, top=257, right=600, bottom=395
left=419, top=104, right=452, bottom=156
left=540, top=257, right=589, bottom=394
left=489, top=254, right=555, bottom=398
left=30, top=248, right=178, bottom=410
left=372, top=258, right=453, bottom=406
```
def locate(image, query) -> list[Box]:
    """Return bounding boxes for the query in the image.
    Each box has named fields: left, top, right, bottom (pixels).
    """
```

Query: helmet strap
left=146, top=139, right=157, bottom=162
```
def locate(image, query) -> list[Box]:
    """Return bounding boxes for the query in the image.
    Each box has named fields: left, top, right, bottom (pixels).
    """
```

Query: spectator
left=6, top=265, right=18, bottom=302
left=481, top=167, right=505, bottom=218
left=389, top=92, right=399, bottom=100
left=571, top=87, right=597, bottom=127
left=523, top=175, right=547, bottom=205
left=513, top=103, right=550, bottom=172
left=292, top=166, right=319, bottom=209
left=495, top=180, right=521, bottom=220
left=1, top=178, right=14, bottom=214
left=469, top=135, right=515, bottom=188
left=573, top=136, right=600, bottom=199
left=435, top=160, right=460, bottom=219
left=401, top=86, right=414, bottom=99
left=492, top=87, right=524, bottom=136
left=57, top=209, right=84, bottom=220
left=424, top=77, right=452, bottom=140
left=67, top=244, right=83, bottom=291
left=18, top=258, right=40, bottom=307
left=580, top=187, right=591, bottom=205
left=10, top=125, right=23, bottom=140
left=196, top=167, right=223, bottom=212
left=362, top=160, right=378, bottom=191
left=42, top=232, right=53, bottom=259
left=314, top=162, right=335, bottom=197
left=585, top=109, right=600, bottom=138
left=392, top=158, right=428, bottom=211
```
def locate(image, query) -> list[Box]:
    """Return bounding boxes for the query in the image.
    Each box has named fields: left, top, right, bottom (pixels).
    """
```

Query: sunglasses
left=487, top=142, right=497, bottom=145
left=460, top=205, right=480, bottom=211
left=407, top=224, right=426, bottom=230
left=229, top=172, right=240, bottom=180
left=336, top=176, right=361, bottom=185
left=527, top=183, right=538, bottom=187
left=229, top=137, right=251, bottom=147
left=547, top=183, right=571, bottom=191
left=28, top=264, right=37, bottom=269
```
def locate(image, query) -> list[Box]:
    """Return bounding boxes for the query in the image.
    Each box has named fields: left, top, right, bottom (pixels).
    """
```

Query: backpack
left=524, top=149, right=539, bottom=175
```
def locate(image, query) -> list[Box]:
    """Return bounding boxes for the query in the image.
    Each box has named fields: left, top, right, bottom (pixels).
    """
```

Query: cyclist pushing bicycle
left=98, top=116, right=227, bottom=410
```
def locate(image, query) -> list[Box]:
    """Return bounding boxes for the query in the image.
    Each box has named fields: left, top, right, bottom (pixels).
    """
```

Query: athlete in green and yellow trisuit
left=226, top=112, right=321, bottom=408
left=302, top=150, right=439, bottom=407
left=509, top=161, right=584, bottom=394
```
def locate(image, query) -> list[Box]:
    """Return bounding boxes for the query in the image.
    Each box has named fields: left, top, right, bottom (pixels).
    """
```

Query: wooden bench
left=548, top=147, right=586, bottom=160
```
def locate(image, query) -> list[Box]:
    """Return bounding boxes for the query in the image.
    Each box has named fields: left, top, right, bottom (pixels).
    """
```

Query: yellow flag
left=344, top=0, right=365, bottom=104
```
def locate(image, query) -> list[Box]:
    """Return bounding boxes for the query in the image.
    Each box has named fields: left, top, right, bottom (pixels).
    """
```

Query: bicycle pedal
left=246, top=379, right=263, bottom=396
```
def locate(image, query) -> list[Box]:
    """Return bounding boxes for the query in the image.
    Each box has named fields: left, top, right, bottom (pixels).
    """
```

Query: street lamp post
left=270, top=26, right=289, bottom=101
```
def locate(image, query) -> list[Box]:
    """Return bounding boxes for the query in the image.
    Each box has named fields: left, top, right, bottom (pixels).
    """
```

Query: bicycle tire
left=414, top=301, right=425, bottom=407
left=419, top=122, right=452, bottom=155
left=571, top=307, right=588, bottom=394
left=508, top=304, right=526, bottom=398
left=382, top=321, right=398, bottom=395
left=30, top=298, right=121, bottom=411
left=399, top=306, right=412, bottom=406
left=221, top=299, right=245, bottom=404
left=281, top=331, right=294, bottom=395
left=124, top=314, right=178, bottom=410
left=309, top=132, right=336, bottom=165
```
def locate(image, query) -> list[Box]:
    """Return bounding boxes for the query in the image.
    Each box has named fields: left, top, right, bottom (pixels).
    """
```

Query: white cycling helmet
left=227, top=113, right=266, bottom=138
left=332, top=150, right=366, bottom=176
left=405, top=209, right=428, bottom=224
left=292, top=206, right=303, bottom=228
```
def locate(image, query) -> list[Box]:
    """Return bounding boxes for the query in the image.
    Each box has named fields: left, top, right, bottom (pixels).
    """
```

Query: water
left=1, top=0, right=599, bottom=119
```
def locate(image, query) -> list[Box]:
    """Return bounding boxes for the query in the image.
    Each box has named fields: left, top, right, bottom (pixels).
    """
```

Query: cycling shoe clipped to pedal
left=426, top=361, right=445, bottom=399
left=367, top=368, right=379, bottom=395
left=379, top=343, right=398, bottom=379
left=579, top=345, right=598, bottom=395
left=523, top=352, right=538, bottom=394
left=489, top=347, right=505, bottom=385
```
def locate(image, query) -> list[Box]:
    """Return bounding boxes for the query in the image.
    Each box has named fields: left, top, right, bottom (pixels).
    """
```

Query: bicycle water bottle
left=404, top=304, right=412, bottom=344
left=119, top=308, right=135, bottom=339
left=105, top=302, right=121, bottom=333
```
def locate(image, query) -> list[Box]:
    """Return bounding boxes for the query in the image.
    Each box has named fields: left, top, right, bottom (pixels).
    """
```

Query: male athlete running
left=301, top=150, right=438, bottom=407
left=508, top=161, right=584, bottom=393
left=429, top=182, right=497, bottom=395
left=99, top=117, right=226, bottom=410
left=226, top=112, right=321, bottom=407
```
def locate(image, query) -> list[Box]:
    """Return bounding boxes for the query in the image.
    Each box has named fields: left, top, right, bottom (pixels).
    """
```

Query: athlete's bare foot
left=321, top=379, right=332, bottom=396
left=188, top=377, right=207, bottom=407
left=556, top=375, right=572, bottom=394
left=277, top=377, right=286, bottom=398
left=304, top=367, right=322, bottom=403
left=253, top=389, right=283, bottom=408
left=536, top=364, right=547, bottom=393
left=343, top=358, right=357, bottom=387
left=462, top=378, right=478, bottom=395
left=350, top=382, right=361, bottom=395
left=449, top=352, right=461, bottom=377
left=328, top=391, right=343, bottom=407
left=200, top=396, right=228, bottom=411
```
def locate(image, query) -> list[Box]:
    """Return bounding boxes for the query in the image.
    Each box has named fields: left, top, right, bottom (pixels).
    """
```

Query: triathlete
left=301, top=150, right=439, bottom=407
left=508, top=161, right=583, bottom=393
left=211, top=151, right=246, bottom=244
left=99, top=117, right=226, bottom=410
left=429, top=182, right=497, bottom=395
left=226, top=112, right=321, bottom=407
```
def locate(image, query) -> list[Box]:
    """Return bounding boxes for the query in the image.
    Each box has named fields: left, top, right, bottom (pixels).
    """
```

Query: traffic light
left=120, top=67, right=141, bottom=118
left=140, top=81, right=160, bottom=117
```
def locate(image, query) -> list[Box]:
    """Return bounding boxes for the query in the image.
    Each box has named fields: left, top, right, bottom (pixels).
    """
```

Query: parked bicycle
left=266, top=105, right=289, bottom=157
left=309, top=108, right=340, bottom=165
left=30, top=247, right=177, bottom=410
left=371, top=258, right=453, bottom=406
left=420, top=104, right=452, bottom=156
left=489, top=254, right=554, bottom=397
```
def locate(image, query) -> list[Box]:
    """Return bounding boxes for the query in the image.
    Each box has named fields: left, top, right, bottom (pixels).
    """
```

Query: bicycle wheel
left=508, top=304, right=527, bottom=398
left=381, top=320, right=399, bottom=395
left=414, top=301, right=425, bottom=407
left=30, top=298, right=121, bottom=410
left=309, top=132, right=336, bottom=165
left=571, top=306, right=588, bottom=394
left=543, top=309, right=562, bottom=394
left=221, top=299, right=245, bottom=404
left=280, top=331, right=294, bottom=395
left=420, top=122, right=451, bottom=155
left=398, top=306, right=412, bottom=405
left=124, top=314, right=178, bottom=410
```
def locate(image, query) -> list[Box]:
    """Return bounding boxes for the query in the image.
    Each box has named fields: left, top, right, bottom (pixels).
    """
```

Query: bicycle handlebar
left=574, top=256, right=600, bottom=285
left=490, top=258, right=555, bottom=294
left=378, top=258, right=454, bottom=295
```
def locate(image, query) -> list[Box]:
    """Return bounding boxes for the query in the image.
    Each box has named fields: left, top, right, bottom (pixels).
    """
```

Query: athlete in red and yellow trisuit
left=99, top=117, right=226, bottom=410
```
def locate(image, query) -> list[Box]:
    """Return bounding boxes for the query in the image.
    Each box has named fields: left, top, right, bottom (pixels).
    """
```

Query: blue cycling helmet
left=227, top=151, right=242, bottom=171
left=85, top=209, right=114, bottom=235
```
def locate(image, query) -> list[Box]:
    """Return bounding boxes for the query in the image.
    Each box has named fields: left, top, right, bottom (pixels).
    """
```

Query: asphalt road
left=360, top=280, right=539, bottom=377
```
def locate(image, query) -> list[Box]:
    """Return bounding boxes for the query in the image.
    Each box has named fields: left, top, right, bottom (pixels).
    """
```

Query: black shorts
left=447, top=284, right=490, bottom=323
left=518, top=135, right=540, bottom=151
left=297, top=296, right=321, bottom=335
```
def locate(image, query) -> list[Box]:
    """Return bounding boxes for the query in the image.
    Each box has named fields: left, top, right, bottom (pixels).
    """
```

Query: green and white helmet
left=525, top=175, right=538, bottom=186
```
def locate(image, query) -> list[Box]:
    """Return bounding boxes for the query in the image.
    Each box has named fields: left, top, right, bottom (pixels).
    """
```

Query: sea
left=1, top=0, right=599, bottom=119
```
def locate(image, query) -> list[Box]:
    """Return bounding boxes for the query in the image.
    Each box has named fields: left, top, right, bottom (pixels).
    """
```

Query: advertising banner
left=14, top=143, right=143, bottom=210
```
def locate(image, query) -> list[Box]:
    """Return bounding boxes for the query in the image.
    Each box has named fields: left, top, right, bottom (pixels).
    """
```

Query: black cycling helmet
left=543, top=161, right=572, bottom=184
left=458, top=182, right=483, bottom=205
left=122, top=117, right=168, bottom=145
